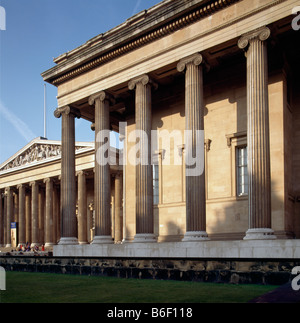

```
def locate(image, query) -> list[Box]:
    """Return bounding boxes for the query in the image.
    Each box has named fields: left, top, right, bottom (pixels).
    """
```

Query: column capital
left=238, top=26, right=271, bottom=50
left=177, top=53, right=203, bottom=72
left=43, top=178, right=53, bottom=184
left=88, top=91, right=115, bottom=106
left=54, top=105, right=81, bottom=119
left=5, top=187, right=11, bottom=194
left=128, top=74, right=157, bottom=90
left=76, top=170, right=88, bottom=177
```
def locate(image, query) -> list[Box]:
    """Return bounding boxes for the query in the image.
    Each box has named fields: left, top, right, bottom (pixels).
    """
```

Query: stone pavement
left=249, top=283, right=300, bottom=303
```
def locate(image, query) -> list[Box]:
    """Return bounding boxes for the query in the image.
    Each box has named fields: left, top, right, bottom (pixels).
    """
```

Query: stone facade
left=1, top=0, right=300, bottom=257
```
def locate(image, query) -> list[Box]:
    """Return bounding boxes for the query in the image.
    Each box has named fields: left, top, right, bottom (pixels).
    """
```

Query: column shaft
left=30, top=181, right=39, bottom=246
left=129, top=74, right=156, bottom=242
left=177, top=53, right=209, bottom=241
left=89, top=91, right=113, bottom=244
left=114, top=173, right=123, bottom=243
left=3, top=194, right=7, bottom=246
left=38, top=189, right=45, bottom=245
left=6, top=187, right=13, bottom=247
left=44, top=178, right=53, bottom=246
left=0, top=191, right=3, bottom=246
left=238, top=27, right=276, bottom=240
left=25, top=190, right=31, bottom=244
left=52, top=185, right=59, bottom=244
left=13, top=193, right=18, bottom=223
left=54, top=106, right=80, bottom=244
left=18, top=184, right=26, bottom=246
left=77, top=171, right=88, bottom=244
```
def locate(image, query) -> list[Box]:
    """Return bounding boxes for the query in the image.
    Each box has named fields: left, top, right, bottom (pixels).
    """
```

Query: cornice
left=42, top=0, right=240, bottom=86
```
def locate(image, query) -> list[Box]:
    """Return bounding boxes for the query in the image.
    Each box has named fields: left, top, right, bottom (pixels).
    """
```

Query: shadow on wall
left=158, top=176, right=296, bottom=242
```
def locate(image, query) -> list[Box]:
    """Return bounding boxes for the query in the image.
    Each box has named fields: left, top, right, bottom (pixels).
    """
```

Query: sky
left=0, top=0, right=161, bottom=164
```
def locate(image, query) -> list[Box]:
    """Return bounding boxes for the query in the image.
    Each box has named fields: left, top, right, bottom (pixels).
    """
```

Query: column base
left=5, top=244, right=11, bottom=248
left=79, top=241, right=89, bottom=245
left=182, top=231, right=210, bottom=242
left=45, top=242, right=55, bottom=247
left=91, top=235, right=113, bottom=244
left=133, top=233, right=157, bottom=243
left=243, top=228, right=277, bottom=240
left=30, top=242, right=40, bottom=248
left=58, top=237, right=78, bottom=245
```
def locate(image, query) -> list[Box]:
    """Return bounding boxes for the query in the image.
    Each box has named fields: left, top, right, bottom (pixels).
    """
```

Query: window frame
left=236, top=145, right=248, bottom=197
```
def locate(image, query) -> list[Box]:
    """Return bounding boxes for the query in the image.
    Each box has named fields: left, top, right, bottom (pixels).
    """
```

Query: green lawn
left=0, top=271, right=278, bottom=303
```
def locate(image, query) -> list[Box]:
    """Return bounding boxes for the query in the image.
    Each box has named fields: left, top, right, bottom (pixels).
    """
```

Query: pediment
left=0, top=137, right=93, bottom=172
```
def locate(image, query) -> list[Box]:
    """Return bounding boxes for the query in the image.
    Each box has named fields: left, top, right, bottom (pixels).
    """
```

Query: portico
left=0, top=138, right=122, bottom=248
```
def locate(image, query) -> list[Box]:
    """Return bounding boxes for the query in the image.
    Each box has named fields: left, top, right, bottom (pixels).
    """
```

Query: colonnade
left=53, top=26, right=275, bottom=244
left=0, top=180, right=60, bottom=248
left=0, top=26, right=276, bottom=246
left=0, top=173, right=124, bottom=247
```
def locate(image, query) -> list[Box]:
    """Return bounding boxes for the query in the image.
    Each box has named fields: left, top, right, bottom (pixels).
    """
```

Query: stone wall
left=0, top=255, right=299, bottom=286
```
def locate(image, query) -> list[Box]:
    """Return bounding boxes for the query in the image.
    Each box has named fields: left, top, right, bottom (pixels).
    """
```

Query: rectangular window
left=153, top=164, right=159, bottom=205
left=236, top=146, right=248, bottom=196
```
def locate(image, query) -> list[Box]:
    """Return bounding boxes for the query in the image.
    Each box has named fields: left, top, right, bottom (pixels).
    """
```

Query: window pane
left=237, top=147, right=248, bottom=196
left=153, top=164, right=159, bottom=205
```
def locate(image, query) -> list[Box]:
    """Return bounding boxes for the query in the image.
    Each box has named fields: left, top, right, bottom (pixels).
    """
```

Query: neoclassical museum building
left=1, top=0, right=300, bottom=258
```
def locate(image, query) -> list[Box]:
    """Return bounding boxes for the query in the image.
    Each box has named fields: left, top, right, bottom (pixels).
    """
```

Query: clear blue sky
left=0, top=0, right=161, bottom=164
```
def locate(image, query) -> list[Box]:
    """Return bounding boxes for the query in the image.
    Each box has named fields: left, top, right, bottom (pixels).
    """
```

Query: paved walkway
left=249, top=283, right=300, bottom=303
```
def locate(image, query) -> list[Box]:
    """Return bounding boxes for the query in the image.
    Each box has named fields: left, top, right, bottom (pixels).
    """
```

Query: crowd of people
left=17, top=243, right=45, bottom=253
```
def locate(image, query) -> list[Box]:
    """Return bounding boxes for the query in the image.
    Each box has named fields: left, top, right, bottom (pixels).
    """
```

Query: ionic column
left=25, top=190, right=31, bottom=244
left=89, top=91, right=113, bottom=244
left=13, top=192, right=18, bottom=223
left=0, top=191, right=4, bottom=247
left=52, top=184, right=59, bottom=244
left=177, top=53, right=209, bottom=241
left=3, top=194, right=7, bottom=247
left=54, top=106, right=80, bottom=245
left=17, top=184, right=26, bottom=246
left=114, top=173, right=123, bottom=243
left=77, top=171, right=88, bottom=244
left=30, top=181, right=39, bottom=247
left=38, top=188, right=45, bottom=245
left=5, top=187, right=13, bottom=247
left=238, top=27, right=276, bottom=240
left=129, top=74, right=157, bottom=243
left=44, top=178, right=53, bottom=246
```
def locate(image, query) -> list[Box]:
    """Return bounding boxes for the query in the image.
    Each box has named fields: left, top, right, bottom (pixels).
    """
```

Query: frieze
left=0, top=143, right=86, bottom=171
